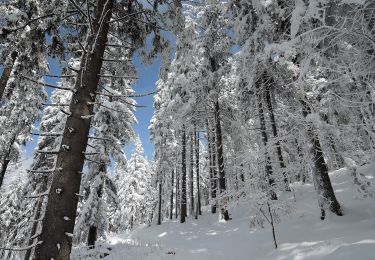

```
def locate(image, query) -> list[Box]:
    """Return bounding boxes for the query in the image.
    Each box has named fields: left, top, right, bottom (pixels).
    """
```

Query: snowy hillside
left=72, top=167, right=375, bottom=260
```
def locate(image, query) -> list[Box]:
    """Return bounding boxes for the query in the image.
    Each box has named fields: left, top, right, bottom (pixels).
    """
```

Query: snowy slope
left=72, top=168, right=375, bottom=260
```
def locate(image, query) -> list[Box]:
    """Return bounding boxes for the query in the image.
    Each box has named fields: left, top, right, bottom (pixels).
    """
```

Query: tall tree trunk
left=264, top=84, right=289, bottom=190
left=157, top=135, right=166, bottom=225
left=0, top=159, right=10, bottom=188
left=180, top=127, right=187, bottom=223
left=175, top=165, right=179, bottom=219
left=170, top=169, right=174, bottom=220
left=87, top=163, right=105, bottom=248
left=0, top=134, right=16, bottom=188
left=300, top=97, right=342, bottom=216
left=189, top=132, right=194, bottom=216
left=87, top=226, right=98, bottom=249
left=295, top=138, right=307, bottom=183
left=0, top=51, right=17, bottom=101
left=256, top=79, right=277, bottom=200
left=157, top=176, right=162, bottom=225
left=214, top=100, right=230, bottom=221
left=195, top=125, right=201, bottom=217
left=206, top=119, right=217, bottom=214
left=34, top=1, right=114, bottom=258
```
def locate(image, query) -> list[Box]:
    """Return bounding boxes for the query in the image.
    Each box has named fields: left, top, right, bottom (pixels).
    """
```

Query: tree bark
left=214, top=100, right=230, bottom=221
left=300, top=97, right=342, bottom=216
left=87, top=163, right=105, bottom=248
left=34, top=0, right=114, bottom=258
left=0, top=134, right=16, bottom=189
left=87, top=226, right=98, bottom=249
left=256, top=78, right=277, bottom=200
left=157, top=177, right=162, bottom=225
left=0, top=159, right=10, bottom=188
left=0, top=51, right=17, bottom=101
left=195, top=125, right=201, bottom=217
left=170, top=169, right=174, bottom=220
left=206, top=119, right=217, bottom=214
left=264, top=84, right=289, bottom=190
left=175, top=165, right=179, bottom=219
left=189, top=132, right=194, bottom=216
left=180, top=126, right=187, bottom=223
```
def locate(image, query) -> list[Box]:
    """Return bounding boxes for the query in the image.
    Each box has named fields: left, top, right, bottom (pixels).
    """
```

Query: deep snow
left=72, top=167, right=375, bottom=260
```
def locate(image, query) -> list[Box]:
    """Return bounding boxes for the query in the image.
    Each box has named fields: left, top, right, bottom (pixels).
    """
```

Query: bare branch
left=108, top=10, right=145, bottom=24
left=30, top=132, right=63, bottom=137
left=44, top=74, right=76, bottom=78
left=105, top=44, right=131, bottom=48
left=67, top=0, right=88, bottom=18
left=97, top=74, right=137, bottom=80
left=42, top=103, right=70, bottom=107
left=21, top=75, right=74, bottom=91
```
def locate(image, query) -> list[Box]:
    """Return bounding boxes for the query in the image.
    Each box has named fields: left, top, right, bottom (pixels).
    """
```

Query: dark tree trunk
left=0, top=159, right=10, bottom=188
left=189, top=132, right=194, bottom=216
left=129, top=215, right=134, bottom=230
left=157, top=178, right=162, bottom=225
left=214, top=101, right=230, bottom=221
left=195, top=125, right=201, bottom=217
left=180, top=127, right=187, bottom=223
left=87, top=226, right=98, bottom=249
left=295, top=138, right=307, bottom=183
left=234, top=156, right=239, bottom=192
left=300, top=97, right=342, bottom=216
left=0, top=134, right=16, bottom=189
left=267, top=201, right=278, bottom=249
left=264, top=84, right=289, bottom=189
left=0, top=51, right=17, bottom=101
left=206, top=120, right=217, bottom=214
left=256, top=78, right=277, bottom=200
left=175, top=165, right=179, bottom=219
left=87, top=163, right=105, bottom=248
left=34, top=1, right=114, bottom=258
left=170, top=170, right=174, bottom=220
left=157, top=136, right=165, bottom=225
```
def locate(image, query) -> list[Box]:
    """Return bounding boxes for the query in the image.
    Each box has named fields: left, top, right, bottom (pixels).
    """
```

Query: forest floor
left=72, top=167, right=375, bottom=260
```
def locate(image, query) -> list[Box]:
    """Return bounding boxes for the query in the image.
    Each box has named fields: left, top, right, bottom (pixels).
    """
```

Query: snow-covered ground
left=72, top=167, right=375, bottom=260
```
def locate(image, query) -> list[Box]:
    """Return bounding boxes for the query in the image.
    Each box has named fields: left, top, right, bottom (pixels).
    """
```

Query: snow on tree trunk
left=189, top=132, right=194, bottom=216
left=170, top=169, right=174, bottom=220
left=87, top=164, right=104, bottom=249
left=214, top=100, right=230, bottom=221
left=175, top=163, right=180, bottom=219
left=34, top=0, right=114, bottom=258
left=157, top=176, right=162, bottom=225
left=0, top=159, right=10, bottom=189
left=180, top=127, right=187, bottom=223
left=264, top=83, right=289, bottom=190
left=195, top=125, right=201, bottom=217
left=0, top=51, right=17, bottom=102
left=206, top=119, right=217, bottom=214
left=256, top=77, right=277, bottom=200
left=300, top=97, right=342, bottom=216
left=0, top=133, right=16, bottom=188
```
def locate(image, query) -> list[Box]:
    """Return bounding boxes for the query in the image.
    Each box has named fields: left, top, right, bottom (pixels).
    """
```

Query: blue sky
left=124, top=56, right=160, bottom=160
